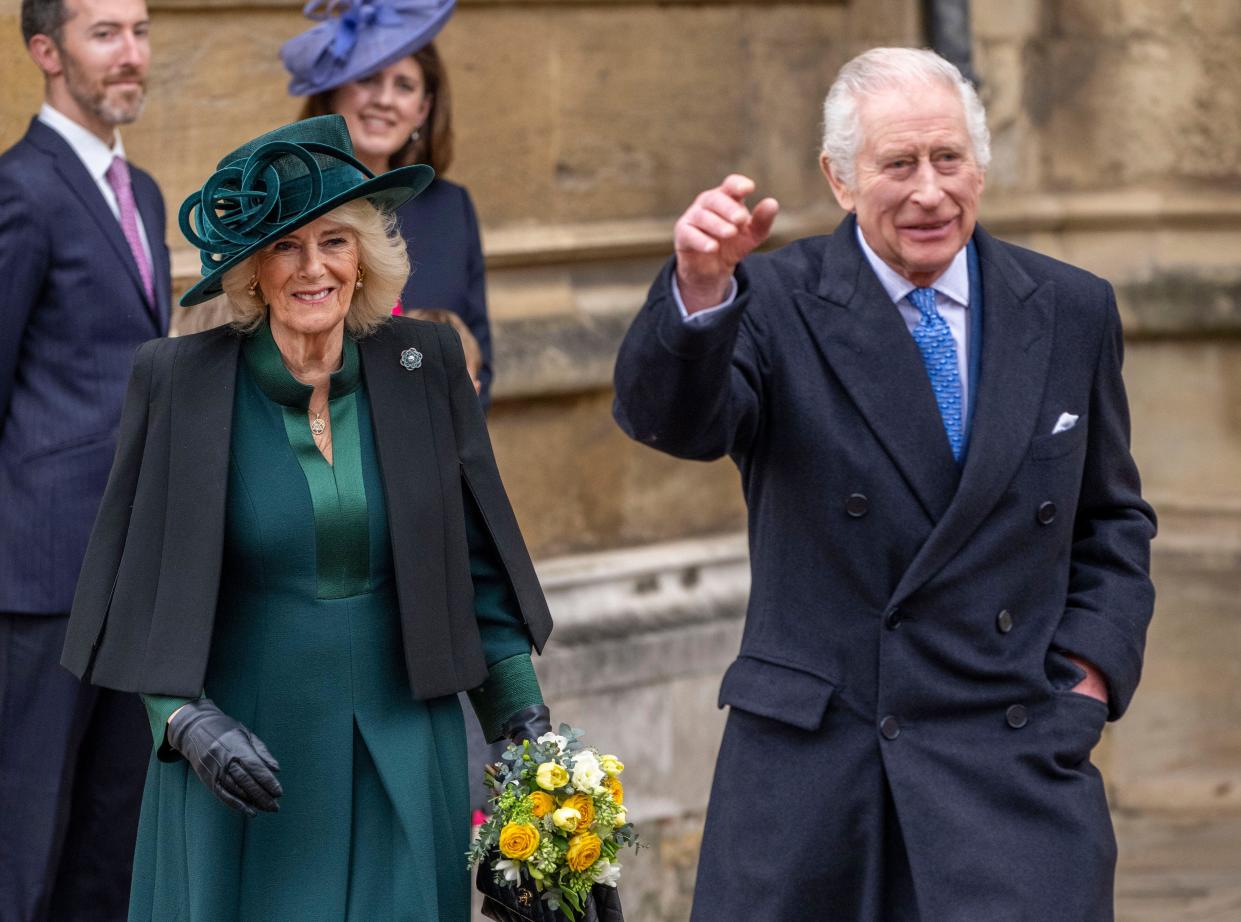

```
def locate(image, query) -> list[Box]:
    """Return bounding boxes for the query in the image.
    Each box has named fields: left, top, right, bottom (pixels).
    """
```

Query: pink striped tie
left=105, top=156, right=154, bottom=304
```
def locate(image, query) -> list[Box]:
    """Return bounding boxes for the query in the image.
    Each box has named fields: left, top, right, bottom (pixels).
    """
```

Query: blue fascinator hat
left=178, top=115, right=433, bottom=306
left=280, top=0, right=456, bottom=97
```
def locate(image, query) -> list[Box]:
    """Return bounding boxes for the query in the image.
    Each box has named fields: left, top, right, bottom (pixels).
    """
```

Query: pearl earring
left=247, top=276, right=259, bottom=297
left=355, top=266, right=365, bottom=290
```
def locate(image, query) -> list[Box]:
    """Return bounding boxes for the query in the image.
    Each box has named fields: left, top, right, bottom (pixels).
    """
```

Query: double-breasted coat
left=613, top=216, right=1156, bottom=921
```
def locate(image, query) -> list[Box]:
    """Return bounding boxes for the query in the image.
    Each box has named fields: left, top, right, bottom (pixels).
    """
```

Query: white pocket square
left=1052, top=412, right=1079, bottom=435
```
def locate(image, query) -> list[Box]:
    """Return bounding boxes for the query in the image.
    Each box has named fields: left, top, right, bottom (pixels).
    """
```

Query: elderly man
left=0, top=0, right=169, bottom=917
left=613, top=47, right=1155, bottom=921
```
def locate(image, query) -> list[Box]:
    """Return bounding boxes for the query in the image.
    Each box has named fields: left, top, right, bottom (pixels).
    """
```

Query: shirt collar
left=854, top=224, right=970, bottom=308
left=38, top=103, right=127, bottom=184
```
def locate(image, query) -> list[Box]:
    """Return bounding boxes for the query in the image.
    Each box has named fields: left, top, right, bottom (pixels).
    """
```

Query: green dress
left=131, top=324, right=541, bottom=921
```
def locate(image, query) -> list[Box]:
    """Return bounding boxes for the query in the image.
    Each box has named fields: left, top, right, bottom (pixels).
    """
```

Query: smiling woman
left=61, top=116, right=555, bottom=921
left=221, top=200, right=408, bottom=337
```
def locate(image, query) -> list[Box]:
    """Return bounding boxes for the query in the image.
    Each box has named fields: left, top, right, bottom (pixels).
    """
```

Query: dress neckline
left=242, top=319, right=361, bottom=410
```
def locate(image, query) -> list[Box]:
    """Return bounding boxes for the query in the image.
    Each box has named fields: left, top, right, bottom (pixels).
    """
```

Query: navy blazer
left=614, top=216, right=1157, bottom=920
left=0, top=118, right=171, bottom=614
left=394, top=178, right=493, bottom=407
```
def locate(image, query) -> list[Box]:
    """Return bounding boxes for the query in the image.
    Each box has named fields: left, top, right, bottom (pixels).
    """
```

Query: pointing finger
left=748, top=197, right=780, bottom=243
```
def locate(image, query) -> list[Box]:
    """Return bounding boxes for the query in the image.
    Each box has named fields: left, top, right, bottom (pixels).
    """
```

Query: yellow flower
left=566, top=832, right=603, bottom=872
left=564, top=792, right=597, bottom=829
left=603, top=775, right=624, bottom=805
left=612, top=807, right=628, bottom=828
left=599, top=755, right=625, bottom=776
left=552, top=807, right=581, bottom=832
left=498, top=823, right=540, bottom=860
left=527, top=791, right=555, bottom=818
left=535, top=761, right=569, bottom=791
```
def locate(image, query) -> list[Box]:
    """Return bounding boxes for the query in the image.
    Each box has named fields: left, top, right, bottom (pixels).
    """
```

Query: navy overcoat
left=613, top=216, right=1156, bottom=921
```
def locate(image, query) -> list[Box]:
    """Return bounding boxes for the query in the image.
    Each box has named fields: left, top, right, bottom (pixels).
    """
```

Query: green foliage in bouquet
left=467, top=724, right=639, bottom=920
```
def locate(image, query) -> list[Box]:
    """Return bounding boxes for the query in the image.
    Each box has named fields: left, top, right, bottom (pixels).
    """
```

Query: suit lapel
left=888, top=227, right=1054, bottom=605
left=28, top=121, right=158, bottom=329
left=793, top=218, right=959, bottom=523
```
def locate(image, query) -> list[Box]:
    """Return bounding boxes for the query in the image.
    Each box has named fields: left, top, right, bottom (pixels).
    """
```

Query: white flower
left=571, top=750, right=606, bottom=793
left=495, top=859, right=522, bottom=883
left=592, top=860, right=622, bottom=887
left=537, top=732, right=568, bottom=752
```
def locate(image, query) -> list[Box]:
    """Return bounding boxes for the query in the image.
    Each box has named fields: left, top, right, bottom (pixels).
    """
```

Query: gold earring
left=355, top=266, right=365, bottom=290
left=247, top=275, right=259, bottom=297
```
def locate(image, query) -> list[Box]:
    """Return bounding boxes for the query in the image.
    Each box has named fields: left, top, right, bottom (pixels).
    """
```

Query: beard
left=61, top=52, right=146, bottom=126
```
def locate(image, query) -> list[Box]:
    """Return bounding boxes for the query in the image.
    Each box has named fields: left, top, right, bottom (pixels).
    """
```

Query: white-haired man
left=614, top=47, right=1155, bottom=921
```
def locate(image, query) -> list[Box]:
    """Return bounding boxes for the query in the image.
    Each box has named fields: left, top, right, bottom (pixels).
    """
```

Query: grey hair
left=821, top=47, right=991, bottom=188
left=220, top=199, right=410, bottom=337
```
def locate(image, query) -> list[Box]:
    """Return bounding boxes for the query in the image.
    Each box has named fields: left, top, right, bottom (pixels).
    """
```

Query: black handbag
left=476, top=859, right=625, bottom=922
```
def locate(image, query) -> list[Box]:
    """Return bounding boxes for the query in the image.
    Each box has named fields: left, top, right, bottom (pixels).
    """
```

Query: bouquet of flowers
left=468, top=724, right=636, bottom=921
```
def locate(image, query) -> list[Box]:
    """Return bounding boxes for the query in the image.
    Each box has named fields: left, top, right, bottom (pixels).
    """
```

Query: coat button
left=880, top=715, right=901, bottom=740
left=1037, top=501, right=1057, bottom=525
left=846, top=493, right=869, bottom=517
left=1006, top=704, right=1029, bottom=729
left=996, top=609, right=1014, bottom=634
left=884, top=607, right=903, bottom=630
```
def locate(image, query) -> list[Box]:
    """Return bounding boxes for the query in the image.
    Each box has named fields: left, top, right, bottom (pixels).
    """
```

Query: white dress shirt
left=674, top=227, right=971, bottom=406
left=38, top=102, right=153, bottom=266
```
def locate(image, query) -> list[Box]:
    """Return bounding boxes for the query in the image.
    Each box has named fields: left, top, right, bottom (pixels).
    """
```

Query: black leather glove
left=166, top=698, right=283, bottom=817
left=499, top=704, right=552, bottom=744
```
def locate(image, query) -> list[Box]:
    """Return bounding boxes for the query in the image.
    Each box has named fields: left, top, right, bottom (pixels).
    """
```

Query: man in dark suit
left=0, top=0, right=169, bottom=917
left=613, top=48, right=1155, bottom=921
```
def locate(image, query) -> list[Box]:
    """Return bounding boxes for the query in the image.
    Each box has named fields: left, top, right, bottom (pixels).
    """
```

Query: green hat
left=178, top=114, right=433, bottom=306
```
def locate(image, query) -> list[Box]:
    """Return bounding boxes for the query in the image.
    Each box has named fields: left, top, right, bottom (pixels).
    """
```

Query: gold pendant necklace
left=310, top=403, right=327, bottom=436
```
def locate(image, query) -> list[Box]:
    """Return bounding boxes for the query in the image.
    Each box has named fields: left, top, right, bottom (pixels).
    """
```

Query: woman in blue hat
left=61, top=115, right=553, bottom=921
left=281, top=0, right=496, bottom=408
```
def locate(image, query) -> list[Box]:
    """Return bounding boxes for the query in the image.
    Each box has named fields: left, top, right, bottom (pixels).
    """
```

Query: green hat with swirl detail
left=178, top=114, right=433, bottom=306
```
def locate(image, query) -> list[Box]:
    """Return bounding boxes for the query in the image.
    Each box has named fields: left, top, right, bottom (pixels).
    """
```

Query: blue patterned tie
left=908, top=287, right=964, bottom=460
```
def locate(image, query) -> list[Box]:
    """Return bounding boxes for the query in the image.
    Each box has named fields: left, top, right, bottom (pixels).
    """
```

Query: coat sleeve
left=61, top=339, right=158, bottom=679
left=437, top=322, right=551, bottom=736
left=1051, top=285, right=1157, bottom=719
left=612, top=258, right=765, bottom=462
left=0, top=167, right=50, bottom=428
left=464, top=488, right=544, bottom=743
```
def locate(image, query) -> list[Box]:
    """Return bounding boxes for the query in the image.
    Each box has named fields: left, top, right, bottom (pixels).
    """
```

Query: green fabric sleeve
left=465, top=487, right=534, bottom=667
left=464, top=487, right=543, bottom=740
left=467, top=653, right=544, bottom=743
left=140, top=693, right=193, bottom=755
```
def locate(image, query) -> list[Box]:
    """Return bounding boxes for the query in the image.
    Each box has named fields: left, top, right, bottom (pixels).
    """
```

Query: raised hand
left=166, top=698, right=283, bottom=817
left=673, top=174, right=779, bottom=313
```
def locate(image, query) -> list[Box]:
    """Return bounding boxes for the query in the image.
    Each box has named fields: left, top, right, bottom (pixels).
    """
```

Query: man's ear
left=820, top=153, right=855, bottom=213
left=28, top=34, right=64, bottom=78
